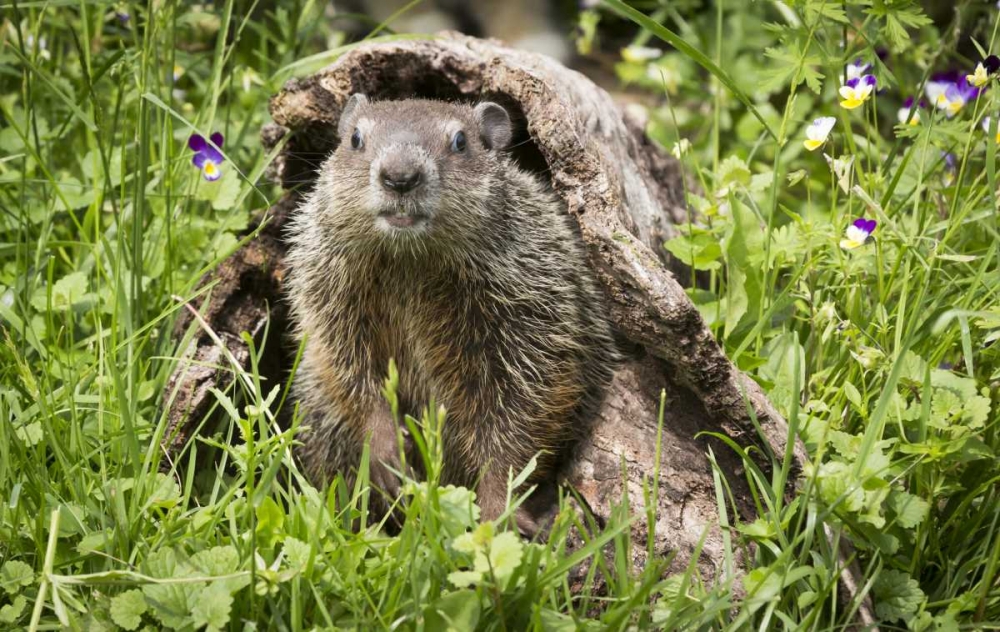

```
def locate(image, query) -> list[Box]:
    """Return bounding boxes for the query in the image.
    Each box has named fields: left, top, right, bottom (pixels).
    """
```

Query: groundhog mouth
left=377, top=211, right=429, bottom=230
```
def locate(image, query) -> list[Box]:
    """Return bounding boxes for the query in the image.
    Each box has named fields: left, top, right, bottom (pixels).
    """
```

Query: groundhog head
left=317, top=94, right=513, bottom=243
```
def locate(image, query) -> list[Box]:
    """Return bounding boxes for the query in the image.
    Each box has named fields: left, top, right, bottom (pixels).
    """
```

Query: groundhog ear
left=338, top=94, right=368, bottom=138
left=474, top=102, right=511, bottom=150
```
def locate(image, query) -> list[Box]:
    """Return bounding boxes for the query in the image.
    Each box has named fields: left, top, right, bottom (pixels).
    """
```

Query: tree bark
left=167, top=33, right=809, bottom=584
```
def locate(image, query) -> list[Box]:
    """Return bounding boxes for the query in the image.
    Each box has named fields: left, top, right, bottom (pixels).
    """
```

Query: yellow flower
left=967, top=63, right=990, bottom=88
left=839, top=75, right=876, bottom=110
left=803, top=117, right=836, bottom=151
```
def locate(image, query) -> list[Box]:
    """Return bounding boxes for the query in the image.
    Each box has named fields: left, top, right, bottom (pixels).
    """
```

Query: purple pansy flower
left=925, top=72, right=980, bottom=116
left=840, top=74, right=877, bottom=110
left=840, top=218, right=877, bottom=250
left=189, top=132, right=225, bottom=181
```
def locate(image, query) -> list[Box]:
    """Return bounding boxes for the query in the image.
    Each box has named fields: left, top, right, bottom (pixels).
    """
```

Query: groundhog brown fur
left=287, top=94, right=616, bottom=531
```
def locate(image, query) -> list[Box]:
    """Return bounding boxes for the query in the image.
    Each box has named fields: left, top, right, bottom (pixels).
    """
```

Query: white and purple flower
left=840, top=218, right=877, bottom=250
left=189, top=132, right=225, bottom=181
left=925, top=72, right=980, bottom=117
left=897, top=97, right=925, bottom=126
left=845, top=58, right=872, bottom=82
left=803, top=116, right=836, bottom=151
left=839, top=74, right=877, bottom=110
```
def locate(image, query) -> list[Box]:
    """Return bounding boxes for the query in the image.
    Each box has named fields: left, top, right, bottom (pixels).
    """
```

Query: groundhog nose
left=380, top=169, right=422, bottom=194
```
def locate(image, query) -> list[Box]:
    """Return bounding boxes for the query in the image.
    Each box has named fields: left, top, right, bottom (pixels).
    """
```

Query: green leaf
left=722, top=201, right=763, bottom=338
left=190, top=546, right=249, bottom=594
left=759, top=333, right=806, bottom=410
left=147, top=473, right=181, bottom=510
left=743, top=563, right=814, bottom=601
left=867, top=2, right=932, bottom=49
left=190, top=583, right=232, bottom=632
left=81, top=147, right=124, bottom=187
left=931, top=370, right=979, bottom=400
left=142, top=549, right=198, bottom=629
left=725, top=267, right=748, bottom=338
left=749, top=171, right=775, bottom=194
left=737, top=517, right=777, bottom=540
left=210, top=232, right=239, bottom=260
left=13, top=420, right=42, bottom=447
left=663, top=231, right=723, bottom=271
left=843, top=382, right=862, bottom=411
left=453, top=522, right=493, bottom=555
left=888, top=491, right=929, bottom=529
left=1, top=560, right=34, bottom=594
left=797, top=590, right=818, bottom=609
left=962, top=396, right=990, bottom=429
left=802, top=0, right=848, bottom=24
left=255, top=496, right=285, bottom=550
left=717, top=155, right=752, bottom=191
left=194, top=168, right=242, bottom=211
left=436, top=485, right=480, bottom=535
left=110, top=590, right=148, bottom=631
left=54, top=177, right=97, bottom=211
left=930, top=389, right=962, bottom=427
left=190, top=546, right=239, bottom=577
left=31, top=271, right=89, bottom=312
left=816, top=461, right=864, bottom=513
left=873, top=569, right=924, bottom=622
left=761, top=45, right=823, bottom=93
left=0, top=595, right=26, bottom=624
left=282, top=537, right=312, bottom=573
left=446, top=570, right=482, bottom=588
left=486, top=531, right=524, bottom=584
left=426, top=590, right=482, bottom=631
left=538, top=609, right=583, bottom=632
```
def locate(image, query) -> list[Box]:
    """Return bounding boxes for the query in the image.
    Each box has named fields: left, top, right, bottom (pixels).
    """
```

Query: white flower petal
left=845, top=225, right=869, bottom=243
left=805, top=117, right=836, bottom=142
left=924, top=81, right=950, bottom=105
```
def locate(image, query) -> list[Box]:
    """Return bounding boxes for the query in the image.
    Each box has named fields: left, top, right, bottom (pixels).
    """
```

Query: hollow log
left=166, top=33, right=808, bottom=584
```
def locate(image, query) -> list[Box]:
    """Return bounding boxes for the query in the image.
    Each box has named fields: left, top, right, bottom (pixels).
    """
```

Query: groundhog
left=287, top=95, right=616, bottom=531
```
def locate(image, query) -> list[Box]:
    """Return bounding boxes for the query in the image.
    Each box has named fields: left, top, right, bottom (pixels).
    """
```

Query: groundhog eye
left=350, top=128, right=363, bottom=150
left=450, top=130, right=467, bottom=153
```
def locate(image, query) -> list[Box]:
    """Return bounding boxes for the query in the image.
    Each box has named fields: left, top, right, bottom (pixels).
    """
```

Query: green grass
left=2, top=0, right=1000, bottom=629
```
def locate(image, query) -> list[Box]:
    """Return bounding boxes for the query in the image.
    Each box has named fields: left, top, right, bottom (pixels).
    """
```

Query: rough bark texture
left=166, top=33, right=811, bottom=585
